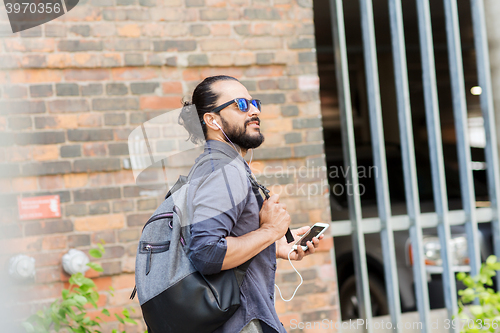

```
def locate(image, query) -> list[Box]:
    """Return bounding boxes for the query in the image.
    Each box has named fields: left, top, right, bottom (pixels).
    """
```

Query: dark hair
left=179, top=75, right=238, bottom=144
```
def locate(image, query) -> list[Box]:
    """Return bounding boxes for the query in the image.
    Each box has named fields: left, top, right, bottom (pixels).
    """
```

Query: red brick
left=162, top=82, right=183, bottom=94
left=10, top=69, right=63, bottom=83
left=259, top=104, right=280, bottom=119
left=113, top=170, right=135, bottom=184
left=200, top=67, right=244, bottom=79
left=21, top=54, right=47, bottom=68
left=77, top=114, right=102, bottom=127
left=245, top=65, right=284, bottom=77
left=103, top=53, right=122, bottom=67
left=64, top=69, right=110, bottom=81
left=199, top=39, right=241, bottom=51
left=92, top=276, right=113, bottom=291
left=65, top=6, right=102, bottom=22
left=74, top=214, right=125, bottom=231
left=18, top=283, right=63, bottom=302
left=182, top=68, right=201, bottom=81
left=92, top=229, right=116, bottom=244
left=117, top=24, right=141, bottom=37
left=38, top=175, right=65, bottom=190
left=4, top=39, right=55, bottom=53
left=253, top=23, right=273, bottom=36
left=112, top=68, right=158, bottom=81
left=33, top=251, right=64, bottom=267
left=32, top=145, right=60, bottom=161
left=3, top=85, right=28, bottom=99
left=83, top=142, right=107, bottom=157
left=5, top=146, right=32, bottom=162
left=11, top=177, right=38, bottom=192
left=0, top=178, right=12, bottom=193
left=42, top=235, right=67, bottom=250
left=206, top=0, right=228, bottom=6
left=36, top=266, right=63, bottom=283
left=161, top=67, right=182, bottom=80
left=93, top=23, right=116, bottom=37
left=47, top=54, right=73, bottom=68
left=35, top=115, right=79, bottom=129
left=140, top=96, right=181, bottom=110
left=142, top=23, right=163, bottom=37
left=211, top=24, right=231, bottom=36
left=113, top=273, right=135, bottom=290
left=74, top=53, right=101, bottom=68
left=108, top=289, right=133, bottom=306
left=63, top=173, right=88, bottom=188
left=88, top=173, right=114, bottom=187
left=209, top=53, right=233, bottom=67
left=273, top=22, right=295, bottom=36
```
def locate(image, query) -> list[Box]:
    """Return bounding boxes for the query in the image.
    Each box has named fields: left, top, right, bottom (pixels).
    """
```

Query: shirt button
left=269, top=294, right=274, bottom=300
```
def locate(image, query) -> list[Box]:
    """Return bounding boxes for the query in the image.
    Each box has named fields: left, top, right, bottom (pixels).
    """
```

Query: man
left=181, top=75, right=323, bottom=333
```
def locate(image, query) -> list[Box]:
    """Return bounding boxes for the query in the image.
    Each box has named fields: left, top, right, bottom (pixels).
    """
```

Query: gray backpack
left=131, top=152, right=257, bottom=333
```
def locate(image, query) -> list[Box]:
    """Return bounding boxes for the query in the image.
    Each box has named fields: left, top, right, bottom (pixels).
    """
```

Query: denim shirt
left=186, top=140, right=287, bottom=333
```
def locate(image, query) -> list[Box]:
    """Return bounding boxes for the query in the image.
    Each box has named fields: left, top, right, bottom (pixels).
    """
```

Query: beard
left=219, top=115, right=265, bottom=150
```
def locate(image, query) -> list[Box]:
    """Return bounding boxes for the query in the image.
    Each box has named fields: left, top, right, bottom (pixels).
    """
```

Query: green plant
left=457, top=255, right=500, bottom=332
left=22, top=244, right=139, bottom=333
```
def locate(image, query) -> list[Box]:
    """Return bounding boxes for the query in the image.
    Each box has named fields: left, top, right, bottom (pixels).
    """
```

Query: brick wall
left=0, top=0, right=337, bottom=331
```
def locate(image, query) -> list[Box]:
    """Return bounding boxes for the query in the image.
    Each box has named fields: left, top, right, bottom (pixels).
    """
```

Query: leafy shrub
left=457, top=255, right=500, bottom=332
left=22, top=244, right=139, bottom=333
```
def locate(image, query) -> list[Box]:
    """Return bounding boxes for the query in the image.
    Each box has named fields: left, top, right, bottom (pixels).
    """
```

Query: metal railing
left=328, top=0, right=500, bottom=332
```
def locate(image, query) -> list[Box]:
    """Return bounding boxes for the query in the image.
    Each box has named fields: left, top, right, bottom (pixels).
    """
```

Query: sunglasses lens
left=251, top=99, right=261, bottom=111
left=236, top=98, right=249, bottom=112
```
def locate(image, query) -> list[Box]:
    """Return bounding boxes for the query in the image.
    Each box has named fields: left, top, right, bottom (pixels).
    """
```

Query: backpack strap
left=187, top=151, right=229, bottom=181
left=164, top=152, right=228, bottom=200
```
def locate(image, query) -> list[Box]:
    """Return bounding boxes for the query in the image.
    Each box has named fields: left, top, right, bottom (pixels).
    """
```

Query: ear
left=203, top=113, right=220, bottom=131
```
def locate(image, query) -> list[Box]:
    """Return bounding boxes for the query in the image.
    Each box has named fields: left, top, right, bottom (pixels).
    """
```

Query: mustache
left=245, top=117, right=260, bottom=126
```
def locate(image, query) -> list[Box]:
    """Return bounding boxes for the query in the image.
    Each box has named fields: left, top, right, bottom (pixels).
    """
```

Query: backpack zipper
left=142, top=212, right=173, bottom=231
left=142, top=242, right=170, bottom=275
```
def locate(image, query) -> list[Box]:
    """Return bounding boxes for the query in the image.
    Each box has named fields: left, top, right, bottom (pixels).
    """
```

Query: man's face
left=211, top=80, right=265, bottom=150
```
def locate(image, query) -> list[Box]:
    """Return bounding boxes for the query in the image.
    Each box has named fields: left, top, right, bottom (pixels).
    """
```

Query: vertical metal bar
left=330, top=242, right=343, bottom=326
left=443, top=0, right=481, bottom=278
left=388, top=1, right=432, bottom=332
left=470, top=0, right=500, bottom=286
left=330, top=0, right=373, bottom=330
left=358, top=0, right=401, bottom=330
left=415, top=0, right=458, bottom=327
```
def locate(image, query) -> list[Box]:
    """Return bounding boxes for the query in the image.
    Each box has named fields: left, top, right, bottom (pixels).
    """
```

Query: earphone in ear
left=212, top=119, right=222, bottom=129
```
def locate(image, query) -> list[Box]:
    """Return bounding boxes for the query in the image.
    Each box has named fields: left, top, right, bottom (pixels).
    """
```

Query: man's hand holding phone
left=275, top=224, right=326, bottom=261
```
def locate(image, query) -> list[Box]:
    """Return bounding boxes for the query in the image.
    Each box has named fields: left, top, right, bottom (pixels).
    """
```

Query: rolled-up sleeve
left=188, top=162, right=250, bottom=275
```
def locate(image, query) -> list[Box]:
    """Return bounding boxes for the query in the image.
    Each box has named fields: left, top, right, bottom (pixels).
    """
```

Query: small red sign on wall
left=18, top=195, right=61, bottom=220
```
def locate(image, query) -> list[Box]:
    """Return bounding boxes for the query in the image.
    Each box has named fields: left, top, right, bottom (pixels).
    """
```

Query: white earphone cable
left=274, top=248, right=303, bottom=302
left=215, top=121, right=240, bottom=154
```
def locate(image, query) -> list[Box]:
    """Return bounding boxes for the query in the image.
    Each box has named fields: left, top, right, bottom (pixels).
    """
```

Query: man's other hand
left=259, top=194, right=291, bottom=241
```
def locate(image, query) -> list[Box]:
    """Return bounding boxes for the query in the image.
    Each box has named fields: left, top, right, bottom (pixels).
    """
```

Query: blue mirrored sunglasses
left=211, top=98, right=261, bottom=113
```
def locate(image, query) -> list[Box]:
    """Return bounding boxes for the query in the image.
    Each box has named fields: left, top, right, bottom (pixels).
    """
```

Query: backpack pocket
left=139, top=241, right=170, bottom=275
